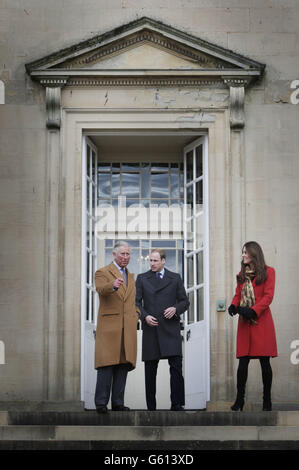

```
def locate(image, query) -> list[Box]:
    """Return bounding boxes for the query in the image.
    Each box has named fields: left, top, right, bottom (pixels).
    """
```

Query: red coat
left=231, top=266, right=277, bottom=358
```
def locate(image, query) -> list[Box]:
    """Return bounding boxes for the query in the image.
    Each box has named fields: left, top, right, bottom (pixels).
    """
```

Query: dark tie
left=156, top=272, right=162, bottom=280
left=122, top=268, right=128, bottom=285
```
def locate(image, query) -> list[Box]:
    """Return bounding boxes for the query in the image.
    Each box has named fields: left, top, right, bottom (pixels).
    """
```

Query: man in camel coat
left=94, top=241, right=139, bottom=413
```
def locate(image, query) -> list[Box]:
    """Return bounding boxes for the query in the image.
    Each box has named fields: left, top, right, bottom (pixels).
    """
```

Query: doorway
left=81, top=131, right=209, bottom=409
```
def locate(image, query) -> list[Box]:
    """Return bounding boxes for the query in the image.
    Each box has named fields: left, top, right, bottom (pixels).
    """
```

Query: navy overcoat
left=135, top=269, right=189, bottom=361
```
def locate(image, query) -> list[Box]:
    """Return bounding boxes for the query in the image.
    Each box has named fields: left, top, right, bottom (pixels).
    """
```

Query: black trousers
left=144, top=356, right=185, bottom=410
left=236, top=356, right=272, bottom=398
left=94, top=363, right=130, bottom=407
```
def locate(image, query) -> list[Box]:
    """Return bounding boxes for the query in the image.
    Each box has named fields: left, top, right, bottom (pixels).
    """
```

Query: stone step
left=2, top=410, right=299, bottom=426
left=1, top=410, right=299, bottom=450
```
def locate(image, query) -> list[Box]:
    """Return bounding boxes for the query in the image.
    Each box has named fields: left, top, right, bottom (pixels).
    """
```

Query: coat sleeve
left=174, top=275, right=190, bottom=316
left=94, top=269, right=115, bottom=296
left=231, top=280, right=242, bottom=308
left=251, top=267, right=275, bottom=317
left=135, top=274, right=149, bottom=322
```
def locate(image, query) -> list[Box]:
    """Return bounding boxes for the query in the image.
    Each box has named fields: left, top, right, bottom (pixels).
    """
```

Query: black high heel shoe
left=231, top=397, right=244, bottom=411
left=262, top=399, right=272, bottom=411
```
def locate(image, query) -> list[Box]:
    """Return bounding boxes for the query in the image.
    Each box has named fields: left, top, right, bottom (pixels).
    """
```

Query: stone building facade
left=0, top=0, right=299, bottom=409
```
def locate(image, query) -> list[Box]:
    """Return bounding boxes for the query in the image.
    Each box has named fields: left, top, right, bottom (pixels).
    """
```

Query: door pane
left=195, top=145, right=203, bottom=179
left=98, top=173, right=110, bottom=198
left=195, top=180, right=203, bottom=206
left=111, top=173, right=120, bottom=197
left=196, top=251, right=203, bottom=286
left=195, top=214, right=204, bottom=250
left=197, top=287, right=204, bottom=321
left=187, top=290, right=194, bottom=324
left=122, top=172, right=140, bottom=197
left=187, top=255, right=194, bottom=288
left=151, top=172, right=169, bottom=198
left=186, top=150, right=193, bottom=183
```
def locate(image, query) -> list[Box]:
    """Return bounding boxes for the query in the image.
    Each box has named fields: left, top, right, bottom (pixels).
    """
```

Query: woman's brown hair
left=237, top=241, right=268, bottom=285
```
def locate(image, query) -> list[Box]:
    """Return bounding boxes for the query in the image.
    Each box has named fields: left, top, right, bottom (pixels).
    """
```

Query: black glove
left=228, top=304, right=237, bottom=316
left=237, top=306, right=257, bottom=320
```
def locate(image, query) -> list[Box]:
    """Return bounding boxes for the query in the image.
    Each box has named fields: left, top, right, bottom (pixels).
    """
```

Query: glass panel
left=121, top=173, right=140, bottom=198
left=86, top=287, right=90, bottom=321
left=187, top=290, right=194, bottom=324
left=87, top=146, right=91, bottom=178
left=151, top=163, right=169, bottom=172
left=196, top=251, right=203, bottom=285
left=152, top=240, right=176, bottom=247
left=186, top=218, right=194, bottom=252
left=128, top=249, right=139, bottom=277
left=178, top=249, right=183, bottom=277
left=186, top=184, right=193, bottom=211
left=186, top=150, right=193, bottom=184
left=92, top=150, right=96, bottom=181
left=187, top=255, right=194, bottom=288
left=179, top=170, right=184, bottom=199
left=195, top=145, right=203, bottom=179
left=197, top=287, right=204, bottom=321
left=164, top=249, right=176, bottom=272
left=97, top=199, right=110, bottom=207
left=98, top=163, right=110, bottom=172
left=141, top=249, right=150, bottom=272
left=112, top=163, right=120, bottom=172
left=151, top=172, right=169, bottom=198
left=122, top=163, right=140, bottom=171
left=170, top=169, right=179, bottom=198
left=111, top=173, right=120, bottom=197
left=98, top=173, right=110, bottom=198
left=141, top=164, right=150, bottom=198
left=195, top=214, right=204, bottom=250
left=196, top=180, right=203, bottom=206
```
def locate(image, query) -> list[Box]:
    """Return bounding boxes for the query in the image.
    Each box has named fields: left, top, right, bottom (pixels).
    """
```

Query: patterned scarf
left=240, top=268, right=257, bottom=324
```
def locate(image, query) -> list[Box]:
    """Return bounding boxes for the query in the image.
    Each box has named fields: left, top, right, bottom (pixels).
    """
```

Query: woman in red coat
left=228, top=241, right=277, bottom=411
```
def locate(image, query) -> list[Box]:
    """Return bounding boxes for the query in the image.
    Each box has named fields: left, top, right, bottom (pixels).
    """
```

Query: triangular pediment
left=26, top=17, right=264, bottom=86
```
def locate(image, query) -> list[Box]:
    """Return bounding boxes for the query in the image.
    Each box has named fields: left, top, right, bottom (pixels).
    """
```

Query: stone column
left=40, top=78, right=68, bottom=400
left=223, top=77, right=250, bottom=398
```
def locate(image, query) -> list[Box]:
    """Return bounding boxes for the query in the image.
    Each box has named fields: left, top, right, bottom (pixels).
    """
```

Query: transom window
left=97, top=162, right=184, bottom=208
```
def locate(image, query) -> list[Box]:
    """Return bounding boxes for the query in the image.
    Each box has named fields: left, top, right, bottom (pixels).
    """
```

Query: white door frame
left=183, top=135, right=210, bottom=409
left=80, top=128, right=209, bottom=409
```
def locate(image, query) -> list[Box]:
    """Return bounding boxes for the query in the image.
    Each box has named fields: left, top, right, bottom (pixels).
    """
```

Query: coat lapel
left=107, top=262, right=127, bottom=298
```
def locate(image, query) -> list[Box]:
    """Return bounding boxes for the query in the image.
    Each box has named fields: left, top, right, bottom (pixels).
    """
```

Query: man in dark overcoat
left=135, top=249, right=189, bottom=410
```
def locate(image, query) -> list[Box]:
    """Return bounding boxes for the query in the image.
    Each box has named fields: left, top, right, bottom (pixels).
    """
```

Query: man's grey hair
left=112, top=240, right=130, bottom=254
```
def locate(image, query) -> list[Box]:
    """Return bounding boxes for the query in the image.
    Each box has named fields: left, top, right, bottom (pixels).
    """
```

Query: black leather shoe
left=171, top=405, right=184, bottom=411
left=96, top=405, right=108, bottom=414
left=112, top=405, right=130, bottom=411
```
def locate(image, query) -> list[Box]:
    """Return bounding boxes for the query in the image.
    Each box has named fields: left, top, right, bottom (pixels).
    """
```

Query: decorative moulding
left=25, top=17, right=265, bottom=128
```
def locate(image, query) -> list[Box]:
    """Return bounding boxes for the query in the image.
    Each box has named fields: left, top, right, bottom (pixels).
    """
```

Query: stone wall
left=0, top=0, right=299, bottom=404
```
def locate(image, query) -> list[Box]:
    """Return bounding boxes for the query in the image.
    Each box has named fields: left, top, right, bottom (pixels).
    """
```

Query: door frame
left=183, top=135, right=210, bottom=408
left=80, top=127, right=209, bottom=407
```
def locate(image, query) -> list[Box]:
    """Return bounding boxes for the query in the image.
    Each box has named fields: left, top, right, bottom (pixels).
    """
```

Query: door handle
left=186, top=329, right=191, bottom=341
left=93, top=330, right=96, bottom=339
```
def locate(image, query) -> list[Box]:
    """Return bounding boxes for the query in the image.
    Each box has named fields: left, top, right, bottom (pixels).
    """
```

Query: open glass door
left=183, top=136, right=210, bottom=409
left=81, top=136, right=98, bottom=409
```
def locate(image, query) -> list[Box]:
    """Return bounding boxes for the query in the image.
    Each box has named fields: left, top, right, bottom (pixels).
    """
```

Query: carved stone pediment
left=26, top=17, right=265, bottom=129
left=26, top=17, right=264, bottom=88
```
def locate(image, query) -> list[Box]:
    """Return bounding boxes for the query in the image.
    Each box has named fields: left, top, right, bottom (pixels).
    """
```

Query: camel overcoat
left=231, top=266, right=277, bottom=358
left=94, top=262, right=139, bottom=370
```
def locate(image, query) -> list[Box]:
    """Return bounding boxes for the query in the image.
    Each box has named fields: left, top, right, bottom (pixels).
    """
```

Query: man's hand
left=164, top=307, right=177, bottom=319
left=145, top=315, right=158, bottom=327
left=113, top=278, right=124, bottom=290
